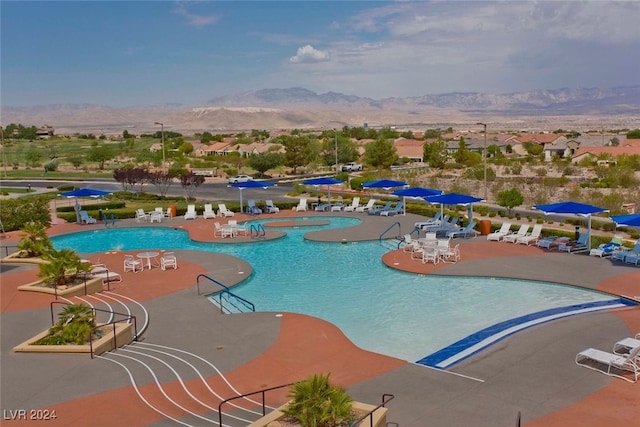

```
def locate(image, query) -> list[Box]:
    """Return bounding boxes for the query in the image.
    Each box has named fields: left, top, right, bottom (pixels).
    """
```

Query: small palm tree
left=17, top=222, right=53, bottom=257
left=38, top=248, right=90, bottom=288
left=35, top=303, right=97, bottom=345
left=282, top=373, right=354, bottom=427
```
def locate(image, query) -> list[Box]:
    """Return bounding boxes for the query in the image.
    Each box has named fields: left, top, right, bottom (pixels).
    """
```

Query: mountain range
left=2, top=86, right=639, bottom=134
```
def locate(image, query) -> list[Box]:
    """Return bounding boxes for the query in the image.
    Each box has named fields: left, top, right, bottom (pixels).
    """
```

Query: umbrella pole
left=240, top=189, right=244, bottom=213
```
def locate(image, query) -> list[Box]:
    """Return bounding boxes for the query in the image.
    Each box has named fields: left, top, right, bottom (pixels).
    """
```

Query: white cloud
left=289, top=45, right=331, bottom=64
left=174, top=1, right=218, bottom=27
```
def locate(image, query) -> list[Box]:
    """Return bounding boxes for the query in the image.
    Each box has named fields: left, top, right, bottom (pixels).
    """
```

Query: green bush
left=0, top=196, right=51, bottom=231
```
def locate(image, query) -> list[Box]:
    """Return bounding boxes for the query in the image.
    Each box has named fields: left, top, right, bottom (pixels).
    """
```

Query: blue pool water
left=51, top=218, right=625, bottom=366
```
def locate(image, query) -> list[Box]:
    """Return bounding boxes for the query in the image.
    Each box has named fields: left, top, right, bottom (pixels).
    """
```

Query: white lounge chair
left=446, top=221, right=478, bottom=239
left=589, top=235, right=623, bottom=257
left=160, top=252, right=178, bottom=270
left=123, top=255, right=143, bottom=273
left=613, top=333, right=640, bottom=355
left=486, top=222, right=512, bottom=242
left=294, top=198, right=308, bottom=212
left=575, top=345, right=640, bottom=383
left=354, top=199, right=376, bottom=213
left=414, top=212, right=442, bottom=229
left=502, top=224, right=530, bottom=243
left=218, top=203, right=235, bottom=217
left=515, top=224, right=543, bottom=245
left=79, top=210, right=97, bottom=224
left=342, top=197, right=361, bottom=212
left=558, top=233, right=589, bottom=253
left=184, top=204, right=197, bottom=220
left=88, top=264, right=122, bottom=284
left=265, top=200, right=279, bottom=213
left=203, top=203, right=216, bottom=219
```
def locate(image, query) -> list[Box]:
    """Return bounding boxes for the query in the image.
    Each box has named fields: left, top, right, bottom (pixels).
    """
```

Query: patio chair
left=294, top=198, right=308, bottom=212
left=380, top=202, right=404, bottom=216
left=575, top=345, right=640, bottom=383
left=401, top=234, right=421, bottom=253
left=203, top=203, right=216, bottom=219
left=164, top=207, right=173, bottom=220
left=135, top=208, right=149, bottom=223
left=79, top=210, right=97, bottom=224
left=536, top=235, right=570, bottom=250
left=265, top=200, right=280, bottom=213
left=368, top=201, right=393, bottom=216
left=417, top=245, right=440, bottom=265
left=611, top=241, right=640, bottom=263
left=502, top=224, right=530, bottom=243
left=160, top=252, right=178, bottom=270
left=247, top=200, right=262, bottom=215
left=355, top=199, right=377, bottom=213
left=150, top=207, right=164, bottom=223
left=486, top=222, right=512, bottom=242
left=414, top=212, right=442, bottom=229
left=214, top=221, right=235, bottom=238
left=515, top=224, right=543, bottom=245
left=446, top=221, right=478, bottom=239
left=443, top=244, right=461, bottom=263
left=88, top=264, right=122, bottom=284
left=184, top=204, right=197, bottom=220
left=123, top=255, right=143, bottom=273
left=218, top=204, right=235, bottom=218
left=613, top=333, right=640, bottom=355
left=342, top=197, right=361, bottom=212
left=558, top=232, right=589, bottom=253
left=589, top=235, right=623, bottom=257
left=228, top=219, right=248, bottom=236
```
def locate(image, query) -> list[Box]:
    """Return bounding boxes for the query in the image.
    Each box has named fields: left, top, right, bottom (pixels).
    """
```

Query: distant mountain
left=3, top=86, right=639, bottom=134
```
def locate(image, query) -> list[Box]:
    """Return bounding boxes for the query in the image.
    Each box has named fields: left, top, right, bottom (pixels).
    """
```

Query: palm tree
left=38, top=248, right=90, bottom=288
left=35, top=303, right=97, bottom=345
left=17, top=222, right=53, bottom=257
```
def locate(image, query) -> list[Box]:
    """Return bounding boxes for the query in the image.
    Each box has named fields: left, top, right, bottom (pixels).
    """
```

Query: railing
left=352, top=393, right=395, bottom=426
left=379, top=221, right=401, bottom=243
left=49, top=301, right=137, bottom=359
left=250, top=223, right=266, bottom=239
left=0, top=243, right=18, bottom=258
left=196, top=273, right=255, bottom=314
left=217, top=382, right=292, bottom=427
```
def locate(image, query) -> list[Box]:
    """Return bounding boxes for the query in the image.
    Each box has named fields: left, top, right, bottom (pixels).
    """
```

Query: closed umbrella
left=303, top=177, right=343, bottom=208
left=533, top=201, right=608, bottom=249
left=229, top=180, right=275, bottom=213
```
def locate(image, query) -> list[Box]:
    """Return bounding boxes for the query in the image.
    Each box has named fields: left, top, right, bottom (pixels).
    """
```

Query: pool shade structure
left=392, top=187, right=442, bottom=216
left=229, top=180, right=275, bottom=213
left=533, top=201, right=608, bottom=250
left=362, top=179, right=408, bottom=190
left=302, top=177, right=343, bottom=208
left=610, top=213, right=640, bottom=228
left=424, top=192, right=484, bottom=222
left=60, top=188, right=113, bottom=223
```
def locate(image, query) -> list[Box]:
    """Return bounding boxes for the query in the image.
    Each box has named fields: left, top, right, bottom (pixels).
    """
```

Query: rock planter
left=17, top=276, right=104, bottom=297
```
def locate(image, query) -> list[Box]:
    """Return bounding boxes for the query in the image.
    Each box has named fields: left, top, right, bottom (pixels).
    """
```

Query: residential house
left=571, top=140, right=640, bottom=164
left=36, top=125, right=54, bottom=139
left=393, top=138, right=424, bottom=162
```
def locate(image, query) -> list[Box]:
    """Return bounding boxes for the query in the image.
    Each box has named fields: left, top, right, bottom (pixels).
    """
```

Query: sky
left=2, top=0, right=639, bottom=107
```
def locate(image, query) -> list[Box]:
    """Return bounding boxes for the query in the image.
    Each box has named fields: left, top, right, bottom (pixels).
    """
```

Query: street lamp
left=476, top=122, right=487, bottom=200
left=334, top=129, right=338, bottom=173
left=154, top=122, right=166, bottom=173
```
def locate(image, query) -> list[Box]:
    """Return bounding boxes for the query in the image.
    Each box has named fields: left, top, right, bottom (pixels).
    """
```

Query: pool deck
left=1, top=211, right=639, bottom=426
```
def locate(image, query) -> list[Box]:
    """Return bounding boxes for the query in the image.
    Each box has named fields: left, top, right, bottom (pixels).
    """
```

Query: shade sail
left=424, top=193, right=483, bottom=221
left=229, top=180, right=275, bottom=212
left=610, top=213, right=640, bottom=228
left=533, top=201, right=608, bottom=249
left=60, top=188, right=112, bottom=198
left=362, top=179, right=408, bottom=190
left=392, top=187, right=442, bottom=216
left=303, top=177, right=343, bottom=207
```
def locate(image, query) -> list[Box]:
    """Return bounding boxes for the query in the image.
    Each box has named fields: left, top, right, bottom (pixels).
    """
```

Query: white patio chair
left=161, top=252, right=178, bottom=270
left=203, top=203, right=217, bottom=219
left=123, top=255, right=143, bottom=273
left=218, top=204, right=235, bottom=217
left=135, top=209, right=149, bottom=223
left=294, top=198, right=308, bottom=211
left=184, top=204, right=197, bottom=220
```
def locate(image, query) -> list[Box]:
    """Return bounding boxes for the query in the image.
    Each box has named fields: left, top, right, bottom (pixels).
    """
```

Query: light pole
left=476, top=122, right=487, bottom=200
left=154, top=122, right=165, bottom=173
left=334, top=129, right=338, bottom=173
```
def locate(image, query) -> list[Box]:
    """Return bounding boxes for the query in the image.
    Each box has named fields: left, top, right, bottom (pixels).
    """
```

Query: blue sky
left=2, top=1, right=639, bottom=107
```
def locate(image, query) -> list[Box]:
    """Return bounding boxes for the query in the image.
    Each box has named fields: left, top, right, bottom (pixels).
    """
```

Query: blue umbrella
left=392, top=187, right=443, bottom=216
left=610, top=213, right=640, bottom=228
left=60, top=188, right=112, bottom=198
left=303, top=177, right=343, bottom=208
left=229, top=180, right=275, bottom=213
left=534, top=201, right=608, bottom=249
left=363, top=179, right=408, bottom=190
left=425, top=193, right=484, bottom=221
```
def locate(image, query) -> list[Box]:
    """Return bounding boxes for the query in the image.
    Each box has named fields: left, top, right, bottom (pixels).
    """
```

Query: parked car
left=341, top=162, right=363, bottom=172
left=228, top=174, right=253, bottom=184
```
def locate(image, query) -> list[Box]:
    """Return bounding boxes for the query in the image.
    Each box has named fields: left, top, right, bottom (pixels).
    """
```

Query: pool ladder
left=196, top=274, right=255, bottom=314
left=250, top=223, right=266, bottom=239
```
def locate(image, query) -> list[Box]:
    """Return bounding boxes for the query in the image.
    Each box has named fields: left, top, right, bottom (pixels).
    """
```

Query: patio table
left=136, top=252, right=159, bottom=270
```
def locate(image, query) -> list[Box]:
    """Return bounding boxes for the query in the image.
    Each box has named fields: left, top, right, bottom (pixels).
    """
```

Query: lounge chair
left=414, top=212, right=442, bottom=230
left=79, top=210, right=97, bottom=224
left=123, top=255, right=143, bottom=273
left=218, top=203, right=234, bottom=217
left=575, top=345, right=640, bottom=383
left=184, top=204, right=197, bottom=220
left=355, top=199, right=377, bottom=213
left=486, top=222, right=512, bottom=242
left=446, top=221, right=478, bottom=239
left=368, top=201, right=393, bottom=216
left=420, top=215, right=450, bottom=233
left=589, top=235, right=623, bottom=257
left=88, top=264, right=122, bottom=284
left=502, top=224, right=530, bottom=243
left=135, top=208, right=149, bottom=223
left=265, top=200, right=279, bottom=213
left=160, top=252, right=178, bottom=270
left=611, top=241, right=640, bottom=263
left=342, top=197, right=361, bottom=212
left=247, top=200, right=262, bottom=215
left=294, top=198, right=308, bottom=212
left=536, top=235, right=570, bottom=250
left=613, top=333, right=640, bottom=355
left=380, top=202, right=404, bottom=216
left=203, top=203, right=216, bottom=219
left=515, top=224, right=543, bottom=245
left=558, top=233, right=589, bottom=253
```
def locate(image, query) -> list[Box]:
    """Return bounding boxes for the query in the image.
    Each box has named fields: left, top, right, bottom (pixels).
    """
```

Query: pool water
left=52, top=218, right=622, bottom=364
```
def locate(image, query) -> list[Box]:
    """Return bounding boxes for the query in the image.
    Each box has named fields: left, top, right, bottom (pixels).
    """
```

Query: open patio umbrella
left=229, top=180, right=275, bottom=213
left=392, top=187, right=442, bottom=216
left=303, top=177, right=343, bottom=208
left=610, top=213, right=640, bottom=228
left=533, top=201, right=608, bottom=249
left=60, top=188, right=113, bottom=223
left=425, top=192, right=483, bottom=221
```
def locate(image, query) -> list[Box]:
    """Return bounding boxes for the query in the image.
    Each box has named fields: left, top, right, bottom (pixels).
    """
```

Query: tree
left=248, top=152, right=283, bottom=177
left=200, top=131, right=213, bottom=144
left=453, top=137, right=471, bottom=164
left=67, top=155, right=84, bottom=170
left=496, top=188, right=524, bottom=216
left=282, top=135, right=316, bottom=174
left=87, top=145, right=115, bottom=170
left=320, top=133, right=358, bottom=167
left=627, top=129, right=640, bottom=139
left=423, top=138, right=448, bottom=169
left=364, top=138, right=397, bottom=169
left=18, top=222, right=54, bottom=257
left=179, top=172, right=205, bottom=201
left=113, top=167, right=148, bottom=192
left=25, top=147, right=43, bottom=167
left=147, top=171, right=176, bottom=198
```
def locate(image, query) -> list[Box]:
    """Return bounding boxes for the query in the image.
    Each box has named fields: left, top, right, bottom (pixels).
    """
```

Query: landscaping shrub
left=0, top=196, right=51, bottom=231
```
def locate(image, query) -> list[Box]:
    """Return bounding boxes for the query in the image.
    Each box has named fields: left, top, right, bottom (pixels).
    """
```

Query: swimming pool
left=52, top=218, right=628, bottom=367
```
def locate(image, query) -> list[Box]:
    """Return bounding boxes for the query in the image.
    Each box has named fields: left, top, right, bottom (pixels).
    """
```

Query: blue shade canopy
left=302, top=177, right=343, bottom=186
left=425, top=193, right=483, bottom=205
left=533, top=201, right=608, bottom=216
left=60, top=188, right=112, bottom=198
left=392, top=187, right=442, bottom=198
left=229, top=180, right=275, bottom=213
left=610, top=213, right=640, bottom=227
left=362, top=179, right=408, bottom=189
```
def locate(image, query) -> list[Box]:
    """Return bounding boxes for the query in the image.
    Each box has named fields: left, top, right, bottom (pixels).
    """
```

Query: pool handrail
left=379, top=221, right=401, bottom=243
left=196, top=273, right=255, bottom=314
left=250, top=223, right=266, bottom=239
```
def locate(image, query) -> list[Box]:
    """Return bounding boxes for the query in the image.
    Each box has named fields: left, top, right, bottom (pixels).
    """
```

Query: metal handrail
left=351, top=393, right=395, bottom=426
left=218, top=382, right=293, bottom=427
left=379, top=221, right=401, bottom=243
left=196, top=273, right=255, bottom=313
left=250, top=223, right=266, bottom=239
